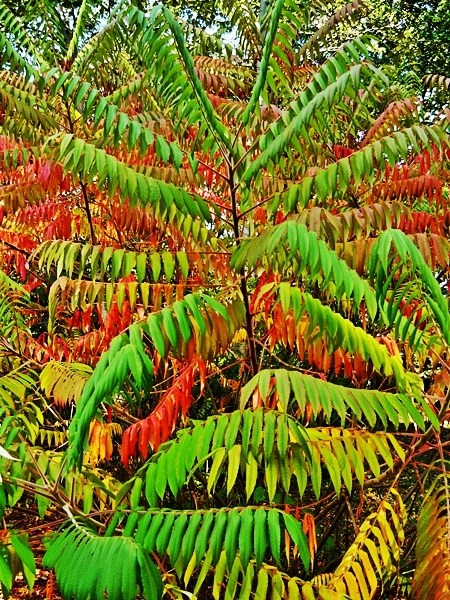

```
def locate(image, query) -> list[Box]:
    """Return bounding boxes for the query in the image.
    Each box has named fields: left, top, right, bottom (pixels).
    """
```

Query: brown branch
left=80, top=180, right=97, bottom=245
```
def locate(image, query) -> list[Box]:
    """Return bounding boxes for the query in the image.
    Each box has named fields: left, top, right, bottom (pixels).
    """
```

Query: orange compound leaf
left=60, top=296, right=136, bottom=363
left=17, top=332, right=72, bottom=364
left=373, top=174, right=443, bottom=207
left=43, top=212, right=73, bottom=240
left=333, top=144, right=355, bottom=159
left=397, top=211, right=443, bottom=235
left=0, top=158, right=67, bottom=213
left=361, top=98, right=417, bottom=147
left=121, top=358, right=207, bottom=465
left=0, top=229, right=37, bottom=253
left=264, top=302, right=371, bottom=383
left=36, top=160, right=64, bottom=191
left=302, top=513, right=317, bottom=569
left=46, top=335, right=72, bottom=362
left=23, top=274, right=41, bottom=293
left=0, top=180, right=47, bottom=212
left=16, top=201, right=65, bottom=227
left=197, top=162, right=217, bottom=188
left=86, top=419, right=121, bottom=464
left=414, top=144, right=445, bottom=175
left=73, top=331, right=105, bottom=365
left=111, top=199, right=160, bottom=240
left=429, top=370, right=450, bottom=399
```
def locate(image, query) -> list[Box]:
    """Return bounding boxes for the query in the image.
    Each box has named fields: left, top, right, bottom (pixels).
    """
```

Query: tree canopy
left=0, top=1, right=449, bottom=599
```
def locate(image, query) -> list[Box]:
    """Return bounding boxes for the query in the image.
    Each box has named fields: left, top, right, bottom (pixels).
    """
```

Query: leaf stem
left=228, top=162, right=258, bottom=375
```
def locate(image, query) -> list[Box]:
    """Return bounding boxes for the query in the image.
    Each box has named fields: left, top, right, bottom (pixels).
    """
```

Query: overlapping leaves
left=140, top=408, right=405, bottom=503
left=232, top=221, right=378, bottom=317
left=256, top=283, right=421, bottom=394
left=369, top=229, right=450, bottom=346
left=67, top=293, right=244, bottom=467
left=327, top=489, right=407, bottom=598
left=35, top=239, right=207, bottom=283
left=43, top=521, right=163, bottom=600
left=241, top=368, right=437, bottom=430
left=121, top=506, right=309, bottom=574
left=413, top=467, right=450, bottom=599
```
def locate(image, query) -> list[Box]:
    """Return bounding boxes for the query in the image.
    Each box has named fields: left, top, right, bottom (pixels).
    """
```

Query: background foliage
left=0, top=0, right=449, bottom=599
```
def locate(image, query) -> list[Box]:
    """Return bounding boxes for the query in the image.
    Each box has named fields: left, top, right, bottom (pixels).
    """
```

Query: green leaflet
left=253, top=508, right=268, bottom=568
left=239, top=508, right=254, bottom=568
left=282, top=512, right=310, bottom=571
left=168, top=513, right=188, bottom=564
left=161, top=308, right=178, bottom=348
left=155, top=135, right=171, bottom=163
left=267, top=510, right=281, bottom=567
left=210, top=510, right=228, bottom=563
left=208, top=447, right=227, bottom=493
left=246, top=451, right=259, bottom=501
left=224, top=509, right=241, bottom=568
left=10, top=534, right=35, bottom=590
left=0, top=544, right=13, bottom=594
